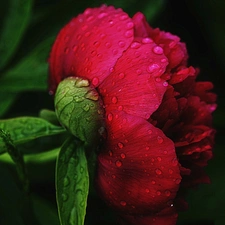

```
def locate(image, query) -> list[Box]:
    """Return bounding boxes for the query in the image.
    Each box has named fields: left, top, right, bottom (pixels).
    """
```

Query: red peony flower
left=48, top=5, right=216, bottom=225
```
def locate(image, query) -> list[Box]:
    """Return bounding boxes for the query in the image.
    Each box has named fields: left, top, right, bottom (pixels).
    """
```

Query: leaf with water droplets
left=56, top=137, right=89, bottom=225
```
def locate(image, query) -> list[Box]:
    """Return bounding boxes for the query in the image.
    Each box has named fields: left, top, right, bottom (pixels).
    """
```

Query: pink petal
left=97, top=111, right=181, bottom=214
left=49, top=5, right=134, bottom=93
left=98, top=38, right=168, bottom=119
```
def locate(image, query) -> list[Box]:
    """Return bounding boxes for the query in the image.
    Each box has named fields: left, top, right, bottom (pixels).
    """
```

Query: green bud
left=54, top=77, right=105, bottom=146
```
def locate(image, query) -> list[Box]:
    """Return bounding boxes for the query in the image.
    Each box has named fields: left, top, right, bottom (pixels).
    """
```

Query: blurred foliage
left=0, top=0, right=224, bottom=225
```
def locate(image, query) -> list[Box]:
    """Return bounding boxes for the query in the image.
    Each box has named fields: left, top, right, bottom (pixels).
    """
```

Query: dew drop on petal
left=156, top=191, right=161, bottom=196
left=168, top=169, right=173, bottom=174
left=64, top=47, right=69, bottom=54
left=118, top=105, right=123, bottom=111
left=147, top=63, right=160, bottom=73
left=155, top=168, right=162, bottom=175
left=175, top=178, right=181, bottom=184
left=117, top=142, right=124, bottom=149
left=163, top=81, right=168, bottom=87
left=142, top=37, right=153, bottom=44
left=136, top=69, right=142, bottom=75
left=111, top=96, right=118, bottom=104
left=126, top=22, right=134, bottom=29
left=98, top=12, right=108, bottom=19
left=118, top=41, right=125, bottom=47
left=145, top=188, right=150, bottom=193
left=124, top=30, right=133, bottom=38
left=157, top=157, right=162, bottom=162
left=92, top=77, right=99, bottom=86
left=165, top=190, right=171, bottom=196
left=172, top=158, right=178, bottom=166
left=115, top=160, right=122, bottom=167
left=161, top=58, right=167, bottom=63
left=119, top=72, right=125, bottom=79
left=157, top=136, right=163, bottom=144
left=120, top=14, right=128, bottom=20
left=120, top=200, right=127, bottom=206
left=107, top=113, right=113, bottom=121
left=131, top=42, right=141, bottom=49
left=153, top=46, right=164, bottom=55
left=151, top=180, right=156, bottom=185
left=120, top=153, right=126, bottom=159
left=112, top=174, right=116, bottom=179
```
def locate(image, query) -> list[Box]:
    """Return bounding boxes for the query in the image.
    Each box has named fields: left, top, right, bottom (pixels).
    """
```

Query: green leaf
left=0, top=129, right=29, bottom=193
left=0, top=116, right=65, bottom=154
left=0, top=0, right=33, bottom=70
left=56, top=137, right=89, bottom=225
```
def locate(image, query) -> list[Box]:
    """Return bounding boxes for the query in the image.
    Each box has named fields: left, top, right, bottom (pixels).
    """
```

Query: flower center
left=54, top=77, right=105, bottom=146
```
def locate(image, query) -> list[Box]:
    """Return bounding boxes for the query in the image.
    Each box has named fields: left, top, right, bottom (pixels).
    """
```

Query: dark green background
left=0, top=0, right=224, bottom=225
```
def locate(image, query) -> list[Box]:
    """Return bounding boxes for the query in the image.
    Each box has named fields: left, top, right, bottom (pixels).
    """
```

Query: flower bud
left=54, top=77, right=105, bottom=146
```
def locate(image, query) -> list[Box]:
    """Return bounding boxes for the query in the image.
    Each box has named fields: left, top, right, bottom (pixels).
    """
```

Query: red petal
left=97, top=111, right=181, bottom=214
left=99, top=38, right=168, bottom=119
left=49, top=5, right=134, bottom=92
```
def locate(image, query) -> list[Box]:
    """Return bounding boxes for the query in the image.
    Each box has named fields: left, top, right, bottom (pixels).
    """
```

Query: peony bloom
left=48, top=5, right=216, bottom=225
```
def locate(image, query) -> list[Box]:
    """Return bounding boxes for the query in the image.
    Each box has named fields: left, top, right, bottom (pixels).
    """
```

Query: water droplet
left=118, top=41, right=125, bottom=47
left=126, top=22, right=134, bottom=29
left=175, top=178, right=181, bottom=184
left=111, top=96, right=118, bottom=104
left=105, top=42, right=111, bottom=48
left=109, top=151, right=113, bottom=156
left=115, top=160, right=122, bottom=167
left=120, top=153, right=126, bottom=159
left=64, top=47, right=69, bottom=54
left=107, top=113, right=113, bottom=121
left=151, top=180, right=156, bottom=185
left=124, top=30, right=133, bottom=38
left=62, top=193, right=68, bottom=201
left=156, top=191, right=161, bottom=196
left=131, top=42, right=141, bottom=49
left=172, top=158, right=178, bottom=166
left=87, top=15, right=94, bottom=22
left=118, top=105, right=123, bottom=111
left=117, top=142, right=124, bottom=149
left=109, top=67, right=114, bottom=72
left=145, top=146, right=150, bottom=150
left=168, top=169, right=173, bottom=174
left=63, top=177, right=70, bottom=187
left=136, top=69, right=142, bottom=75
left=112, top=49, right=118, bottom=55
left=147, top=63, right=160, bottom=73
left=155, top=168, right=162, bottom=175
left=93, top=41, right=100, bottom=47
left=165, top=190, right=171, bottom=196
left=163, top=81, right=168, bottom=87
left=161, top=58, right=167, bottom=63
left=108, top=20, right=114, bottom=26
left=92, top=77, right=99, bottom=86
left=120, top=14, right=128, bottom=20
left=142, top=38, right=153, bottom=44
left=120, top=200, right=127, bottom=206
left=98, top=12, right=108, bottom=19
left=145, top=188, right=150, bottom=193
left=100, top=33, right=106, bottom=39
left=157, top=136, right=163, bottom=144
left=153, top=46, right=163, bottom=55
left=155, top=77, right=161, bottom=82
left=112, top=174, right=116, bottom=179
left=118, top=72, right=125, bottom=79
left=157, top=156, right=162, bottom=162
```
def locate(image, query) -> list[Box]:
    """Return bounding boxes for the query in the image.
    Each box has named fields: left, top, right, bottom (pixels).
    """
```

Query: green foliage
left=0, top=116, right=65, bottom=154
left=56, top=137, right=89, bottom=225
left=0, top=0, right=33, bottom=70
